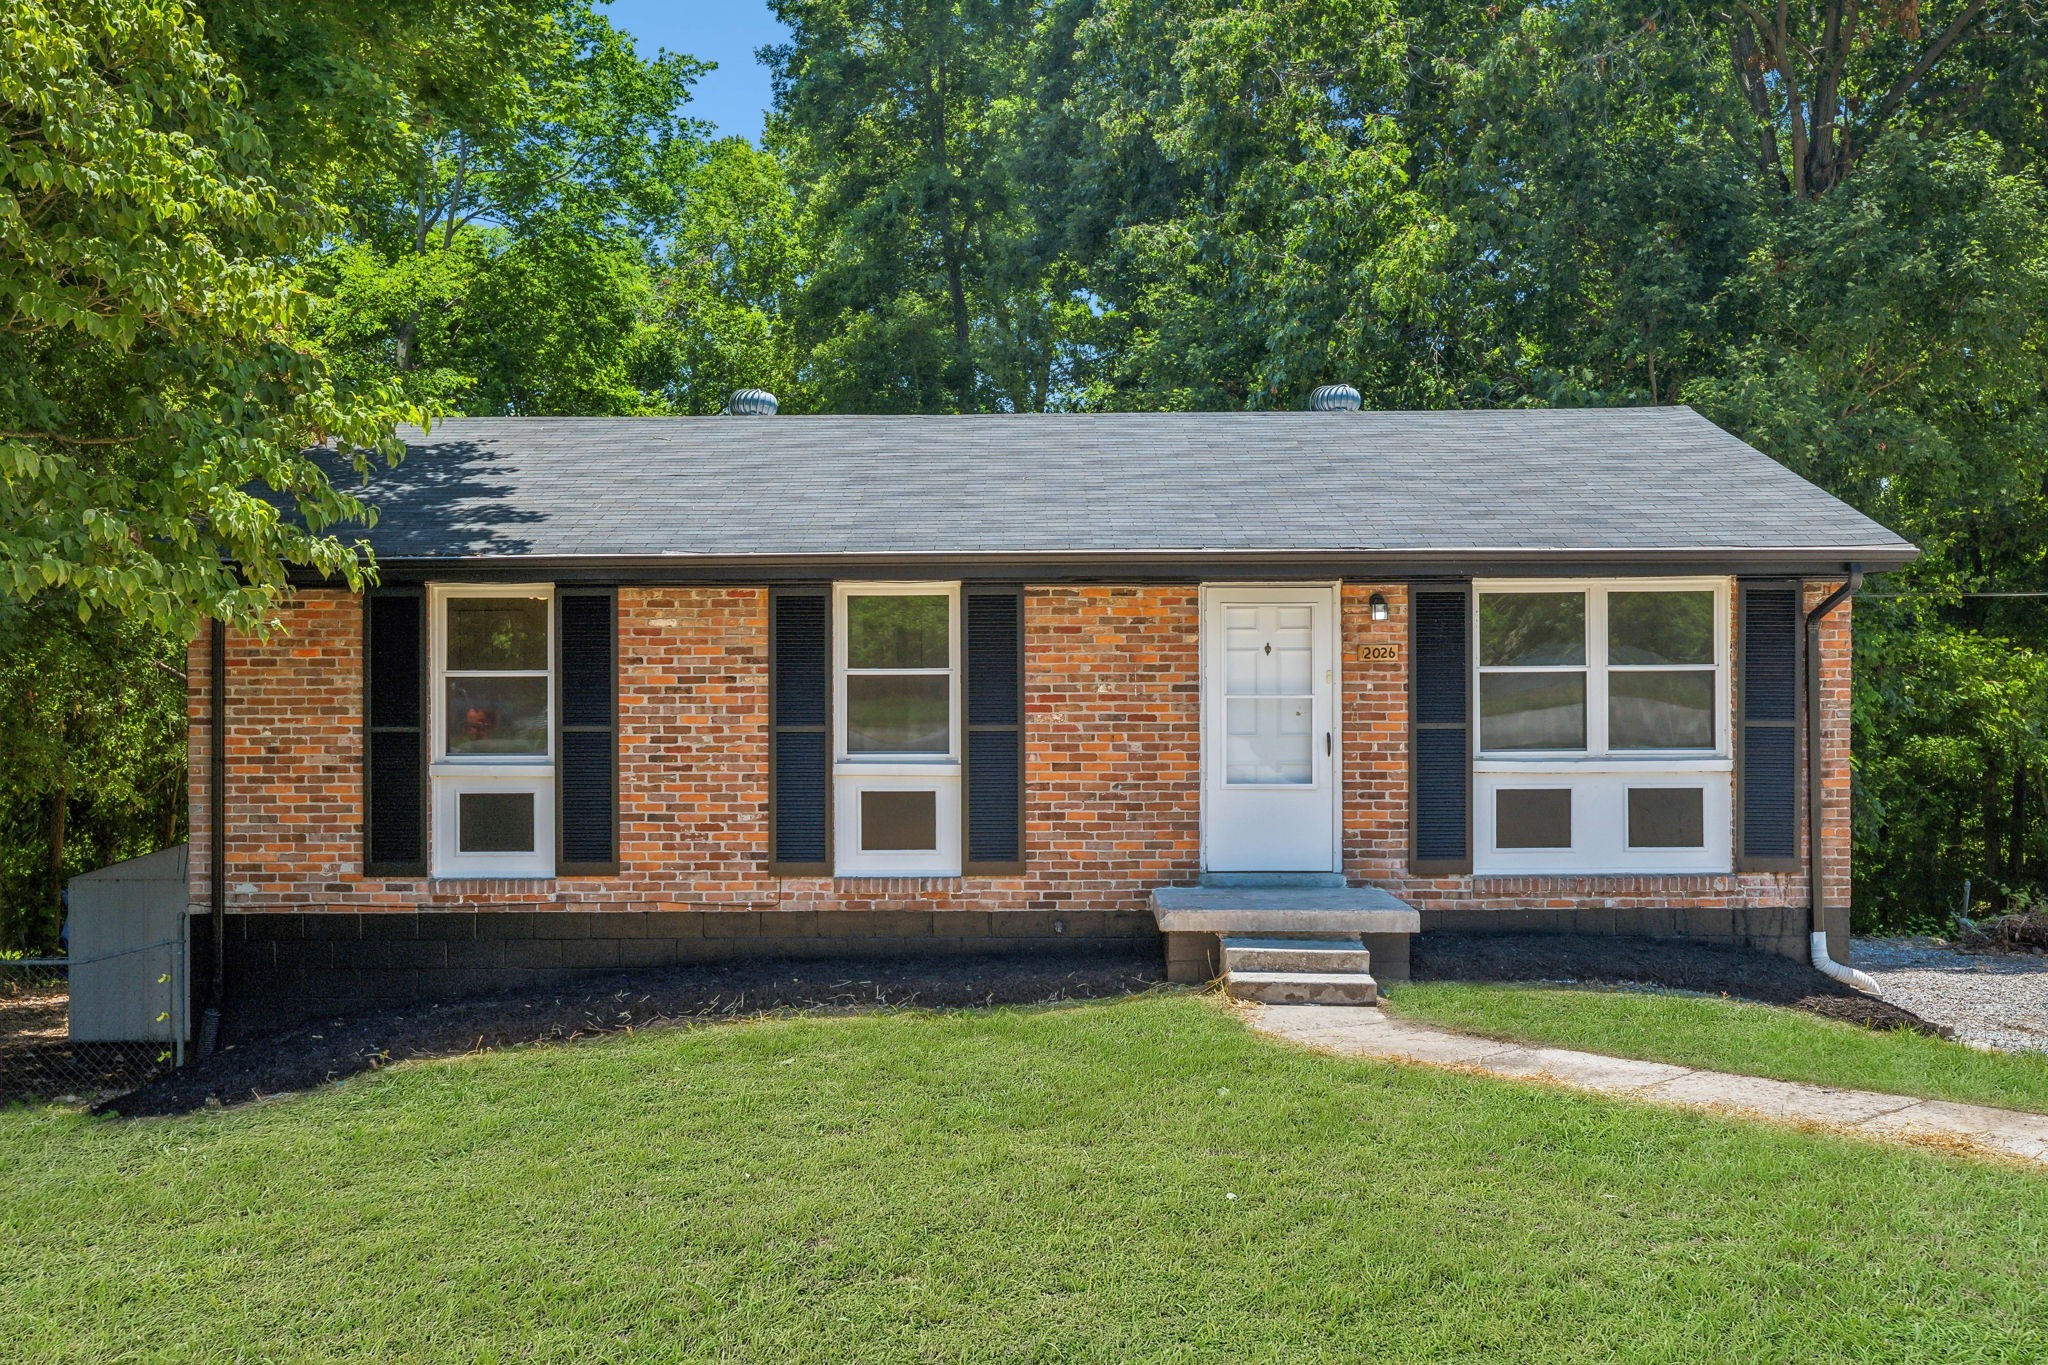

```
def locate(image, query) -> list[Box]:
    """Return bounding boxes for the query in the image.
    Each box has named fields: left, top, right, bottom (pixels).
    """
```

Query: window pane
left=447, top=596, right=548, bottom=671
left=1225, top=697, right=1313, bottom=784
left=1628, top=787, right=1705, bottom=848
left=446, top=676, right=549, bottom=755
left=847, top=674, right=949, bottom=753
left=1496, top=788, right=1571, bottom=849
left=860, top=789, right=938, bottom=851
left=1480, top=672, right=1586, bottom=750
left=1610, top=591, right=1714, bottom=665
left=1478, top=593, right=1585, bottom=667
left=847, top=595, right=949, bottom=669
left=458, top=791, right=536, bottom=853
left=1610, top=669, right=1715, bottom=749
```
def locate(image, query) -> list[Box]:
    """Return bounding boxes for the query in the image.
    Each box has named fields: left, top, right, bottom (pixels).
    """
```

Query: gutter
left=292, top=544, right=1921, bottom=590
left=1804, top=567, right=1877, bottom=993
left=201, top=621, right=227, bottom=1055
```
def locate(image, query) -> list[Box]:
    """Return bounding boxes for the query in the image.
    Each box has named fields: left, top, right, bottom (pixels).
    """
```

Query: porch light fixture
left=1368, top=593, right=1390, bottom=622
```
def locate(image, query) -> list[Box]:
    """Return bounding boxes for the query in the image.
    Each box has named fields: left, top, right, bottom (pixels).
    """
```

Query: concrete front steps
left=1150, top=882, right=1420, bottom=990
left=1219, top=935, right=1379, bottom=1006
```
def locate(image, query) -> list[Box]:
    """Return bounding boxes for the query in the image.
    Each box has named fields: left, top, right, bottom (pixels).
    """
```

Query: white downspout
left=1805, top=566, right=1877, bottom=994
left=1810, top=930, right=1878, bottom=992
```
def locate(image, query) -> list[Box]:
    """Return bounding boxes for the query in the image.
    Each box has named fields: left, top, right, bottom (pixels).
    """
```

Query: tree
left=1401, top=1, right=1762, bottom=406
left=1717, top=0, right=2040, bottom=198
left=196, top=0, right=562, bottom=203
left=1027, top=0, right=1450, bottom=410
left=0, top=598, right=185, bottom=951
left=305, top=1, right=710, bottom=414
left=767, top=0, right=1055, bottom=411
left=1, top=0, right=419, bottom=636
left=655, top=138, right=812, bottom=413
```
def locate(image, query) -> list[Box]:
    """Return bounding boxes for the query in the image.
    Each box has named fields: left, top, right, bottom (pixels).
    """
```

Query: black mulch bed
left=100, top=949, right=1167, bottom=1118
left=1410, top=932, right=1947, bottom=1036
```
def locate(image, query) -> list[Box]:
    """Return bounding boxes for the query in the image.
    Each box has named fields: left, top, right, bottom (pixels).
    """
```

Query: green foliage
left=310, top=227, right=680, bottom=416
left=0, top=598, right=185, bottom=951
left=1853, top=620, right=2048, bottom=927
left=0, top=0, right=422, bottom=636
left=195, top=0, right=562, bottom=200
left=654, top=138, right=811, bottom=414
left=1053, top=0, right=1451, bottom=410
left=768, top=0, right=1056, bottom=411
left=306, top=0, right=711, bottom=415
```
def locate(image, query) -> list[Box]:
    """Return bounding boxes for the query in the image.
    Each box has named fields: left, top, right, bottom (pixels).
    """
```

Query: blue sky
left=602, top=1, right=790, bottom=142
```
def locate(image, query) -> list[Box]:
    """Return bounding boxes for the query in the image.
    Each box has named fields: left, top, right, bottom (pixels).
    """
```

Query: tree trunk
left=2007, top=761, right=2028, bottom=886
left=926, top=62, right=973, bottom=411
left=394, top=315, right=417, bottom=373
left=1983, top=762, right=2005, bottom=893
left=45, top=784, right=67, bottom=944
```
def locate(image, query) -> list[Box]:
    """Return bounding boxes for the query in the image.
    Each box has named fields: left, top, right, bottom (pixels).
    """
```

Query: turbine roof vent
left=723, top=388, right=778, bottom=416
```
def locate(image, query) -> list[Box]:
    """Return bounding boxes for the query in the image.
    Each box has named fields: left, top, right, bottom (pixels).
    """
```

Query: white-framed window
left=832, top=582, right=962, bottom=877
left=428, top=584, right=555, bottom=877
left=1473, top=578, right=1731, bottom=874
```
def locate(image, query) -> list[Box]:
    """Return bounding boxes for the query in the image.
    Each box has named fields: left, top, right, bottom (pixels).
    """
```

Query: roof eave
left=311, top=543, right=1920, bottom=587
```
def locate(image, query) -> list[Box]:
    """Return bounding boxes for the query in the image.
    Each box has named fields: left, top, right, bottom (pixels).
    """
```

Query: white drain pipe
left=1805, top=567, right=1877, bottom=994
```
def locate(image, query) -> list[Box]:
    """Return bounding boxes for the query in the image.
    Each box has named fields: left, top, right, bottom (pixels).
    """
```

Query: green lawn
left=4, top=994, right=2045, bottom=1363
left=1386, top=981, right=2048, bottom=1114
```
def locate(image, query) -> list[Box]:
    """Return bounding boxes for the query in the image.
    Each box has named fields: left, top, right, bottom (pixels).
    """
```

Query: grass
left=3, top=993, right=2045, bottom=1363
left=1385, top=981, right=2048, bottom=1114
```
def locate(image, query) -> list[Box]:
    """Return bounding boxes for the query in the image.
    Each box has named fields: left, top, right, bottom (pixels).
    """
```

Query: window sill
left=1470, top=865, right=1733, bottom=878
left=429, top=871, right=556, bottom=883
left=431, top=760, right=555, bottom=779
left=1474, top=756, right=1732, bottom=775
left=835, top=759, right=960, bottom=778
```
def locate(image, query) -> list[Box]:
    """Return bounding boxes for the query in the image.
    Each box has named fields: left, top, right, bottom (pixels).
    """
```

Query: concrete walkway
left=1248, top=1004, right=2048, bottom=1166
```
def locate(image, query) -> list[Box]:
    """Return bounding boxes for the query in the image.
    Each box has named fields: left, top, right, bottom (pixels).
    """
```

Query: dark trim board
left=292, top=549, right=1906, bottom=589
left=192, top=909, right=1159, bottom=1036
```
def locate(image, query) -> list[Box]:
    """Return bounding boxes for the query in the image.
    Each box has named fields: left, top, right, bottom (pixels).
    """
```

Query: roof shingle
left=321, top=407, right=1915, bottom=567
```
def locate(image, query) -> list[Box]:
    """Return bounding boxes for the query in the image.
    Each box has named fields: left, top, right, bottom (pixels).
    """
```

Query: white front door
left=1201, top=584, right=1340, bottom=873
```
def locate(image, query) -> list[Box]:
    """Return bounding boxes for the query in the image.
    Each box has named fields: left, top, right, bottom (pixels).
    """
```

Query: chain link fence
left=1, top=939, right=185, bottom=1107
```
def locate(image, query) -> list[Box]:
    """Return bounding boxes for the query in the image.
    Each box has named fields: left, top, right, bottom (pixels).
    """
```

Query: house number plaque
left=1357, top=643, right=1400, bottom=663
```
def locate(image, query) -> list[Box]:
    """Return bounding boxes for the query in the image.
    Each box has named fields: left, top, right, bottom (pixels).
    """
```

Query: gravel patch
left=1854, top=937, right=2048, bottom=1054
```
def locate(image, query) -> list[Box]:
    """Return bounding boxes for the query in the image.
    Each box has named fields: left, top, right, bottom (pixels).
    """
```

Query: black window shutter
left=1737, top=580, right=1803, bottom=871
left=964, top=587, right=1025, bottom=873
left=1410, top=584, right=1472, bottom=874
left=770, top=588, right=831, bottom=872
left=557, top=588, right=619, bottom=874
left=364, top=587, right=426, bottom=875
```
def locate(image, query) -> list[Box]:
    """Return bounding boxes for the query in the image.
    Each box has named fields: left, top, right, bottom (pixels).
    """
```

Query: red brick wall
left=190, top=585, right=1203, bottom=917
left=189, top=579, right=1849, bottom=923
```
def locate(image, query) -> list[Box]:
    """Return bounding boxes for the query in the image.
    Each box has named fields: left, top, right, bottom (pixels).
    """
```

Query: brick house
left=189, top=397, right=1915, bottom=1027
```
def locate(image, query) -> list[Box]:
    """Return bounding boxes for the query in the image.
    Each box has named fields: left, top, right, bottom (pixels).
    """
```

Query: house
left=187, top=394, right=1916, bottom=1030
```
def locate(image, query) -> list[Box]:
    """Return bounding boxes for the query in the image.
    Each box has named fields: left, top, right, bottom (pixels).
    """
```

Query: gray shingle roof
left=323, top=407, right=1914, bottom=568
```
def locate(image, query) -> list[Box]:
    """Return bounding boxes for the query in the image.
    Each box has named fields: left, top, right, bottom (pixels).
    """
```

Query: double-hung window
left=833, top=583, right=962, bottom=876
left=1474, top=579, right=1730, bottom=873
left=430, top=584, right=556, bottom=877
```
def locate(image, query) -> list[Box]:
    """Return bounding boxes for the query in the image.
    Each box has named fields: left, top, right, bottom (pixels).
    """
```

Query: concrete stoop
left=1220, top=934, right=1380, bottom=1006
left=1150, top=882, right=1421, bottom=988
